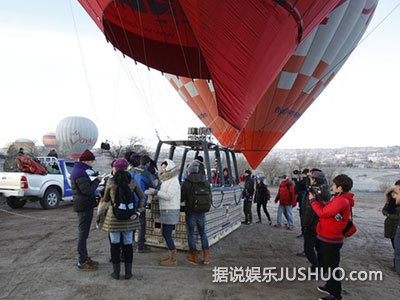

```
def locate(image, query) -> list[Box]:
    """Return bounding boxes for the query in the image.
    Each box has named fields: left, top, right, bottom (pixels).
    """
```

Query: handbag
left=342, top=206, right=357, bottom=238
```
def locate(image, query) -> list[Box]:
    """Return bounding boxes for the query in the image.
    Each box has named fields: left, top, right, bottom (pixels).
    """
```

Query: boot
left=203, top=249, right=210, bottom=265
left=111, top=263, right=120, bottom=280
left=123, top=244, right=133, bottom=279
left=110, top=243, right=121, bottom=279
left=186, top=251, right=200, bottom=265
left=124, top=263, right=133, bottom=280
left=160, top=249, right=177, bottom=266
left=160, top=250, right=171, bottom=263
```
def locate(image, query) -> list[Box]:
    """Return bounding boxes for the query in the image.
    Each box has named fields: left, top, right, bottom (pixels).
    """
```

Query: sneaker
left=317, top=285, right=330, bottom=295
left=273, top=224, right=282, bottom=228
left=296, top=233, right=304, bottom=238
left=287, top=225, right=294, bottom=231
left=241, top=221, right=248, bottom=224
left=319, top=295, right=338, bottom=300
left=86, top=257, right=99, bottom=266
left=77, top=261, right=98, bottom=271
left=256, top=220, right=261, bottom=224
left=296, top=251, right=306, bottom=257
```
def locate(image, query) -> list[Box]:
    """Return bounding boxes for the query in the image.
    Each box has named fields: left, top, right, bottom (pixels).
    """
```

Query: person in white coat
left=145, top=159, right=180, bottom=266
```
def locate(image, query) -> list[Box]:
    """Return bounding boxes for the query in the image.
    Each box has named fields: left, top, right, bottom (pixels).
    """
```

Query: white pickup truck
left=0, top=157, right=75, bottom=209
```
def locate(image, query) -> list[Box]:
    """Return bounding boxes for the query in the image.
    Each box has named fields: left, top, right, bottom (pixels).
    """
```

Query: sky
left=0, top=1, right=399, bottom=151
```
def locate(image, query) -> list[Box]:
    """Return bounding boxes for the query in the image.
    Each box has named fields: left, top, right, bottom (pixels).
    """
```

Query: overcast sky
left=0, top=1, right=399, bottom=150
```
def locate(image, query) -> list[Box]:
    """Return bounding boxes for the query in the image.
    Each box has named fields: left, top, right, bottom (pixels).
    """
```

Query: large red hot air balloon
left=78, top=0, right=342, bottom=130
left=78, top=0, right=378, bottom=169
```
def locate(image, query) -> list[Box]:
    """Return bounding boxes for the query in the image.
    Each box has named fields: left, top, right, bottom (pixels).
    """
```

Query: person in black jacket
left=254, top=176, right=272, bottom=224
left=70, top=149, right=102, bottom=271
left=47, top=148, right=58, bottom=158
left=301, top=170, right=331, bottom=272
left=242, top=170, right=255, bottom=225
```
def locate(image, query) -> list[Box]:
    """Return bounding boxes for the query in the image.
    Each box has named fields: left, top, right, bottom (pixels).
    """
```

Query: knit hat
left=113, top=158, right=129, bottom=172
left=161, top=159, right=176, bottom=172
left=79, top=149, right=95, bottom=162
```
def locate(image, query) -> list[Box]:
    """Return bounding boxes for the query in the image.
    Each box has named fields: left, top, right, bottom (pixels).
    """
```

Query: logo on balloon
left=70, top=130, right=97, bottom=145
left=274, top=106, right=301, bottom=119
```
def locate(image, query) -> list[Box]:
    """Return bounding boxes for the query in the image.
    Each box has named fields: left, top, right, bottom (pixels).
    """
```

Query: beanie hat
left=161, top=159, right=176, bottom=172
left=311, top=171, right=326, bottom=185
left=79, top=149, right=95, bottom=162
left=113, top=158, right=129, bottom=172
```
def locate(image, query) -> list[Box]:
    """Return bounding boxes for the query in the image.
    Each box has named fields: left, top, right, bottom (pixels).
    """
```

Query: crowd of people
left=70, top=150, right=210, bottom=280
left=69, top=149, right=400, bottom=299
left=240, top=168, right=400, bottom=300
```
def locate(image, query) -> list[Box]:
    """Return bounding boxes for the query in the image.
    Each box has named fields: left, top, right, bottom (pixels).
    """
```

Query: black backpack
left=112, top=183, right=136, bottom=220
left=186, top=174, right=212, bottom=213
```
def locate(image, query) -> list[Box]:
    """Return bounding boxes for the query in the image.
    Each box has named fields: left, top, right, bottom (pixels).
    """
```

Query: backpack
left=186, top=175, right=212, bottom=213
left=112, top=183, right=136, bottom=220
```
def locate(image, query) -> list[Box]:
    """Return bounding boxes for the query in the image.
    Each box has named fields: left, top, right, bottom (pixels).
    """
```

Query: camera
left=307, top=185, right=322, bottom=198
left=293, top=170, right=301, bottom=175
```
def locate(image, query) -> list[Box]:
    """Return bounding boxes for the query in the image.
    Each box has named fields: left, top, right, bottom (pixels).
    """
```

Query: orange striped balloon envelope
left=79, top=0, right=341, bottom=130
left=165, top=0, right=378, bottom=169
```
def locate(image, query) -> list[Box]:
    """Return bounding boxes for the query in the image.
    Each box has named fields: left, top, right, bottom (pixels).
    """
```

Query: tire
left=6, top=196, right=27, bottom=209
left=40, top=187, right=61, bottom=209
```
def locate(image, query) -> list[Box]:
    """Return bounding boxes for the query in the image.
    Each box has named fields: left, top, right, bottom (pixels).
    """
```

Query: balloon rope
left=167, top=0, right=192, bottom=79
left=103, top=4, right=172, bottom=139
left=68, top=0, right=99, bottom=123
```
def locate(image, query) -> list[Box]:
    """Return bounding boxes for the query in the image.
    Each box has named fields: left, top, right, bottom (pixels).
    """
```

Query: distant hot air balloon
left=42, top=132, right=59, bottom=150
left=165, top=0, right=378, bottom=168
left=14, top=138, right=35, bottom=153
left=56, top=116, right=98, bottom=159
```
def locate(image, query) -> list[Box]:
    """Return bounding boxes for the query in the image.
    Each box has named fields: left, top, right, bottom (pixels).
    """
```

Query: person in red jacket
left=310, top=174, right=354, bottom=300
left=273, top=175, right=296, bottom=230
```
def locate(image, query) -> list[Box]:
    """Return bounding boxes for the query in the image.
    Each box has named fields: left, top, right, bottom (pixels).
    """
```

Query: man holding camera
left=302, top=170, right=331, bottom=273
left=293, top=169, right=310, bottom=237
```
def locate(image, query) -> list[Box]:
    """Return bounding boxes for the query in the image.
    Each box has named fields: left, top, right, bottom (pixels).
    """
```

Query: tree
left=235, top=154, right=250, bottom=175
left=257, top=156, right=284, bottom=186
left=107, top=136, right=149, bottom=159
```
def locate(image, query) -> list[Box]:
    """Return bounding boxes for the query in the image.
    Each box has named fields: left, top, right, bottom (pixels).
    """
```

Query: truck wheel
left=40, top=187, right=60, bottom=209
left=6, top=197, right=27, bottom=209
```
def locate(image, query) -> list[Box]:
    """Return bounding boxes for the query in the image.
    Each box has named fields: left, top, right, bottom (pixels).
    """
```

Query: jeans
left=186, top=212, right=209, bottom=252
left=277, top=205, right=293, bottom=226
left=162, top=224, right=176, bottom=250
left=77, top=209, right=93, bottom=264
left=316, top=239, right=343, bottom=300
left=136, top=212, right=146, bottom=250
left=109, top=231, right=134, bottom=245
left=303, top=228, right=318, bottom=267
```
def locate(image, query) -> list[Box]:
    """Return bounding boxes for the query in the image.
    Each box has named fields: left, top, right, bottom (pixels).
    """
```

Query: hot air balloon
left=78, top=0, right=342, bottom=130
left=56, top=116, right=98, bottom=159
left=165, top=0, right=378, bottom=168
left=78, top=0, right=378, bottom=169
left=42, top=132, right=59, bottom=151
left=14, top=138, right=35, bottom=153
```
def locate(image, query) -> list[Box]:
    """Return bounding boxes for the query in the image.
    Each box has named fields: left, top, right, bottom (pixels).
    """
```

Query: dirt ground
left=0, top=189, right=399, bottom=300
